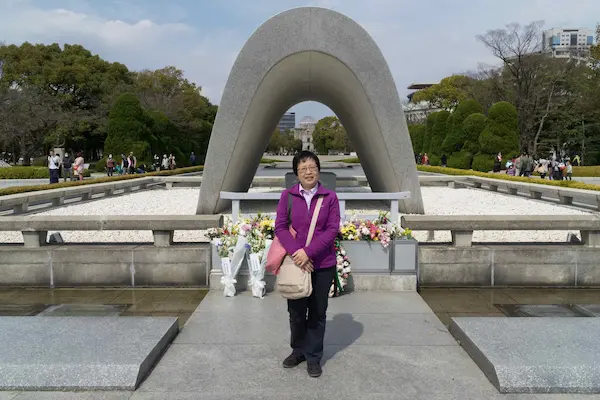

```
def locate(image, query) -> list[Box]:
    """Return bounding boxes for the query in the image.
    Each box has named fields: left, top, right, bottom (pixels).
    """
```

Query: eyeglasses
left=298, top=166, right=318, bottom=174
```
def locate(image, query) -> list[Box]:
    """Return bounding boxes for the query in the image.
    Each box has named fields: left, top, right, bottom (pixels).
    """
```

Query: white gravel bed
left=0, top=186, right=594, bottom=244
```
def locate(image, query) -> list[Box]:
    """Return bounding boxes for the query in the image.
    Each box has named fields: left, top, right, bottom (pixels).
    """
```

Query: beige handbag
left=277, top=196, right=324, bottom=299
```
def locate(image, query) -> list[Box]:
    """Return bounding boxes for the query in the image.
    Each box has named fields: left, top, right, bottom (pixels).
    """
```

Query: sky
left=1, top=0, right=598, bottom=124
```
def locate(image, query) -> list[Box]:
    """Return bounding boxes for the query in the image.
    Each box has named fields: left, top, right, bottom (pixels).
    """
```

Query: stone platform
left=0, top=317, right=178, bottom=391
left=132, top=290, right=504, bottom=399
left=449, top=317, right=600, bottom=394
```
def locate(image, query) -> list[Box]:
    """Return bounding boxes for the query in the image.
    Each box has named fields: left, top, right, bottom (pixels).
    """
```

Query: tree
left=312, top=116, right=349, bottom=154
left=133, top=67, right=216, bottom=163
left=476, top=21, right=583, bottom=154
left=0, top=88, right=67, bottom=165
left=104, top=93, right=152, bottom=160
left=429, top=111, right=450, bottom=156
left=409, top=124, right=426, bottom=154
left=0, top=42, right=133, bottom=158
left=411, top=75, right=470, bottom=110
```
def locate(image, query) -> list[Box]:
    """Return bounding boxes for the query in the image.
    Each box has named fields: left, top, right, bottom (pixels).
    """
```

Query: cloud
left=0, top=0, right=597, bottom=121
left=0, top=0, right=240, bottom=102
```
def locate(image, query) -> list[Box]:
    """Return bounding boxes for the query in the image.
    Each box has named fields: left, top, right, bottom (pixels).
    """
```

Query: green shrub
left=31, top=156, right=47, bottom=167
left=0, top=166, right=204, bottom=196
left=441, top=99, right=483, bottom=154
left=409, top=124, right=426, bottom=154
left=416, top=165, right=600, bottom=191
left=447, top=151, right=473, bottom=170
left=471, top=154, right=495, bottom=172
left=428, top=154, right=441, bottom=166
left=429, top=111, right=450, bottom=156
left=462, top=114, right=487, bottom=154
left=478, top=101, right=519, bottom=158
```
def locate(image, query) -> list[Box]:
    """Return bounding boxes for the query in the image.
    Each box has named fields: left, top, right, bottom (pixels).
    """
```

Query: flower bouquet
left=248, top=214, right=276, bottom=298
left=330, top=238, right=351, bottom=297
left=213, top=234, right=238, bottom=297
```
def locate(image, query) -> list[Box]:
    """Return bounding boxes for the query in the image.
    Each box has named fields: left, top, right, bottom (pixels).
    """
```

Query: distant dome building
left=294, top=116, right=317, bottom=152
left=299, top=116, right=317, bottom=127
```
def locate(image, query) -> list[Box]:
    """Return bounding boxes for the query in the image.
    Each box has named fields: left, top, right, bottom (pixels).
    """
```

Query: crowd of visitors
left=497, top=152, right=576, bottom=180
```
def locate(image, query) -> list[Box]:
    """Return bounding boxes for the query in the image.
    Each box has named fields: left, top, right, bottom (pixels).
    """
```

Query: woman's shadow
left=322, top=313, right=364, bottom=366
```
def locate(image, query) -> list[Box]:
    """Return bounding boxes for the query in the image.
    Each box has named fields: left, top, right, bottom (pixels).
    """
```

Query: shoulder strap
left=305, top=196, right=324, bottom=246
left=287, top=192, right=292, bottom=225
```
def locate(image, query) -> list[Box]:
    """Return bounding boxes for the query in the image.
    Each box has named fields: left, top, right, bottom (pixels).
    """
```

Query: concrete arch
left=197, top=7, right=424, bottom=215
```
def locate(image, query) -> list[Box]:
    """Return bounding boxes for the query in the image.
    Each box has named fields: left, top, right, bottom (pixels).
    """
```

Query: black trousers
left=287, top=266, right=335, bottom=363
left=49, top=169, right=59, bottom=184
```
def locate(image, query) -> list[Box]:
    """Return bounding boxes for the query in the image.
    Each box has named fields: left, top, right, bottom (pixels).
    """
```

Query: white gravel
left=0, top=186, right=594, bottom=244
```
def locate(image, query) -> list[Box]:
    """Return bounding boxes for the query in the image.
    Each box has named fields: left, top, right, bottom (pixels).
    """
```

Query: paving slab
left=0, top=317, right=178, bottom=391
left=449, top=317, right=600, bottom=394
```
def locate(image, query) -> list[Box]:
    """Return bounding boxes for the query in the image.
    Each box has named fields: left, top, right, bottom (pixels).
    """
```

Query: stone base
left=449, top=317, right=600, bottom=394
left=0, top=316, right=179, bottom=390
left=209, top=270, right=416, bottom=292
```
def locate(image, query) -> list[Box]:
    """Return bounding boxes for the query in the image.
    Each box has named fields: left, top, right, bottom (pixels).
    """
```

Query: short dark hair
left=292, top=151, right=320, bottom=176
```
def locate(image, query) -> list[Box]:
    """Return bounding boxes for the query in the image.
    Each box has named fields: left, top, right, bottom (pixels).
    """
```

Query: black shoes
left=307, top=362, right=322, bottom=378
left=283, top=353, right=322, bottom=377
left=282, top=353, right=306, bottom=368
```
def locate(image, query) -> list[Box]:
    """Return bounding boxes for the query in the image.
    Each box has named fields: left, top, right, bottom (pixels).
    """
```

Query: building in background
left=542, top=27, right=594, bottom=60
left=404, top=84, right=441, bottom=125
left=294, top=116, right=316, bottom=151
left=277, top=112, right=296, bottom=132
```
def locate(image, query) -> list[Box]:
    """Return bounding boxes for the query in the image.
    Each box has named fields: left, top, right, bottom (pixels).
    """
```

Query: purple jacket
left=274, top=183, right=340, bottom=270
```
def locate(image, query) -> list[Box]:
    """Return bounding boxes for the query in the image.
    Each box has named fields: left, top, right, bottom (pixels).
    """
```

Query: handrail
left=1, top=214, right=223, bottom=248
left=401, top=214, right=600, bottom=247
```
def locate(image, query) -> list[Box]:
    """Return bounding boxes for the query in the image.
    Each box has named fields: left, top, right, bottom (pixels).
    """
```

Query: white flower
left=340, top=249, right=346, bottom=256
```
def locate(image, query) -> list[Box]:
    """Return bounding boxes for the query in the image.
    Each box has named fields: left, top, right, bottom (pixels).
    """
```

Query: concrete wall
left=419, top=244, right=600, bottom=287
left=2, top=242, right=600, bottom=288
left=0, top=245, right=211, bottom=287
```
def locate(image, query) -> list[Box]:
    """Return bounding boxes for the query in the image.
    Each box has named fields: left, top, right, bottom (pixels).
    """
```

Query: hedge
left=335, top=158, right=600, bottom=191
left=417, top=165, right=600, bottom=192
left=0, top=167, right=91, bottom=179
left=0, top=166, right=204, bottom=197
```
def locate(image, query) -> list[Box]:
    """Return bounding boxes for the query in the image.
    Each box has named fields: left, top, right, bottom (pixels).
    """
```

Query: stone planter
left=340, top=240, right=391, bottom=274
left=391, top=238, right=419, bottom=274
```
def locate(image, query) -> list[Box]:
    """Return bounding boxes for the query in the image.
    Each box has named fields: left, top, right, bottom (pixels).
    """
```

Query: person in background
left=106, top=155, right=115, bottom=177
left=189, top=152, right=196, bottom=166
left=441, top=154, right=447, bottom=167
left=421, top=153, right=429, bottom=165
left=121, top=153, right=128, bottom=174
left=161, top=154, right=169, bottom=171
left=169, top=153, right=176, bottom=170
left=73, top=152, right=85, bottom=181
left=566, top=160, right=573, bottom=181
left=62, top=152, right=73, bottom=182
left=48, top=150, right=61, bottom=184
left=128, top=152, right=136, bottom=174
left=493, top=152, right=502, bottom=173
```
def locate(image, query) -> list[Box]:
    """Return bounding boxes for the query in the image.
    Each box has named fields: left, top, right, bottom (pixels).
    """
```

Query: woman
left=274, top=151, right=340, bottom=378
left=73, top=152, right=85, bottom=181
left=106, top=155, right=115, bottom=177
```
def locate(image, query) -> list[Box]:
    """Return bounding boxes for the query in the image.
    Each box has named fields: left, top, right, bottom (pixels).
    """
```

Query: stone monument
left=197, top=7, right=424, bottom=215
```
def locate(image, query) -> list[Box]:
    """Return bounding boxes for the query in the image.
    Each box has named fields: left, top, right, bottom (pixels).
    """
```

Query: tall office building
left=542, top=28, right=594, bottom=59
left=277, top=112, right=296, bottom=132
